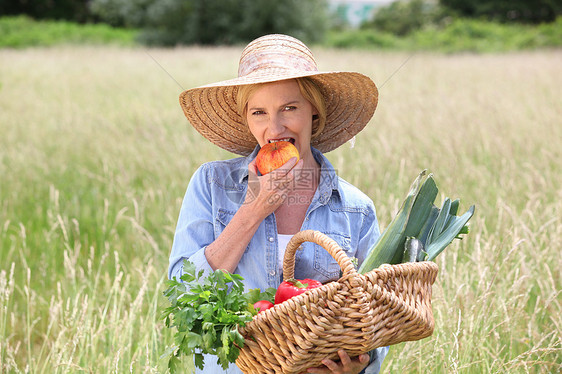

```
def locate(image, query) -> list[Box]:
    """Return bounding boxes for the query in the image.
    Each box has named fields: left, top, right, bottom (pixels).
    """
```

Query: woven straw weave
left=179, top=34, right=378, bottom=156
left=235, top=230, right=438, bottom=374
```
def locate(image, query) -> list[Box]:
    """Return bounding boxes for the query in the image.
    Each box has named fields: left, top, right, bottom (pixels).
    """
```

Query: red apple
left=255, top=141, right=300, bottom=175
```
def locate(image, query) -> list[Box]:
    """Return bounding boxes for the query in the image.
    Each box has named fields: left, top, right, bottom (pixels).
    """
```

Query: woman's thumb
left=248, top=159, right=259, bottom=176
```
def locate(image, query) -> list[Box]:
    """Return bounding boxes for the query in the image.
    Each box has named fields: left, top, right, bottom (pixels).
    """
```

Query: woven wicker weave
left=235, top=230, right=438, bottom=374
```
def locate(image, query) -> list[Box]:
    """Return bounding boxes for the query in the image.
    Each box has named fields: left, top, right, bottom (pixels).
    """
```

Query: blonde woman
left=169, top=34, right=388, bottom=374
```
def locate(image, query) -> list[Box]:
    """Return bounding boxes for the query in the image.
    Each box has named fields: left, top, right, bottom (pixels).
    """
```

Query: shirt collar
left=238, top=146, right=339, bottom=204
left=311, top=147, right=339, bottom=204
left=236, top=146, right=259, bottom=184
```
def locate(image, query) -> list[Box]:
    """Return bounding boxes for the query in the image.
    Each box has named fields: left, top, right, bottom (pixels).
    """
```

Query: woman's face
left=246, top=79, right=318, bottom=158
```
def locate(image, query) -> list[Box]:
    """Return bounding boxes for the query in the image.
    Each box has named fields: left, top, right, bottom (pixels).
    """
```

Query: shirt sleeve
left=355, top=200, right=381, bottom=267
left=168, top=164, right=215, bottom=281
left=361, top=346, right=389, bottom=374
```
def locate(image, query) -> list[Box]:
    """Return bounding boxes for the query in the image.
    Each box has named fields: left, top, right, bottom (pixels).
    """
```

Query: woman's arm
left=203, top=202, right=264, bottom=273
left=168, top=164, right=216, bottom=280
left=204, top=157, right=302, bottom=272
left=169, top=157, right=303, bottom=278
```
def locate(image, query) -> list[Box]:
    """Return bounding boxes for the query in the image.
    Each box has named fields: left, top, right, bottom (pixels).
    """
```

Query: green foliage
left=325, top=29, right=405, bottom=49
left=439, top=0, right=562, bottom=24
left=362, top=0, right=439, bottom=36
left=0, top=15, right=137, bottom=48
left=3, top=12, right=561, bottom=52
left=360, top=0, right=562, bottom=41
left=162, top=260, right=275, bottom=372
left=89, top=0, right=329, bottom=46
left=88, top=0, right=153, bottom=28
left=410, top=16, right=562, bottom=52
left=327, top=16, right=562, bottom=52
left=0, top=0, right=93, bottom=23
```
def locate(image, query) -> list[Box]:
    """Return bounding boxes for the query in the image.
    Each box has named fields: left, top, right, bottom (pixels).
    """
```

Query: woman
left=169, top=34, right=388, bottom=374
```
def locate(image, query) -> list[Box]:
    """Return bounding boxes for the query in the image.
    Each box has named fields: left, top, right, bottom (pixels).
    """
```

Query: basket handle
left=282, top=230, right=357, bottom=281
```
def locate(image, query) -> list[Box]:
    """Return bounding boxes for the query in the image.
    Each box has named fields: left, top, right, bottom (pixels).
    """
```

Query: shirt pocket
left=312, top=232, right=353, bottom=280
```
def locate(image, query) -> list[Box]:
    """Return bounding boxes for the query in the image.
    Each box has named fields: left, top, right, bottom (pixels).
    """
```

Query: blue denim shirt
left=169, top=146, right=389, bottom=373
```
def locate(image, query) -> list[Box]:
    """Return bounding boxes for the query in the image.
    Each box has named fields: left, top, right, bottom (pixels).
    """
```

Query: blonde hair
left=236, top=78, right=327, bottom=139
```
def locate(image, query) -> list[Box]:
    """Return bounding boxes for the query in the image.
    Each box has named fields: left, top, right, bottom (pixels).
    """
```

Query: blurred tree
left=89, top=0, right=329, bottom=45
left=439, top=0, right=561, bottom=23
left=0, top=0, right=93, bottom=23
left=88, top=0, right=153, bottom=28
left=361, top=0, right=439, bottom=36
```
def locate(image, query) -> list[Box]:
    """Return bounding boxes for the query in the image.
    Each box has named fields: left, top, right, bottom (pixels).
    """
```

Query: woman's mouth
left=268, top=137, right=295, bottom=145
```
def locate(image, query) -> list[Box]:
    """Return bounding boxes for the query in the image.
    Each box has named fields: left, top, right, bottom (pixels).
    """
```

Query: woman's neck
left=298, top=148, right=321, bottom=191
left=275, top=148, right=320, bottom=234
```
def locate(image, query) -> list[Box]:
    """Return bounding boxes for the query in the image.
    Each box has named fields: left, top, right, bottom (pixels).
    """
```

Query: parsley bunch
left=162, top=260, right=274, bottom=372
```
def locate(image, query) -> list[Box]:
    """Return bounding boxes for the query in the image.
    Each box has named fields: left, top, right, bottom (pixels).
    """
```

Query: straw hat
left=179, top=34, right=378, bottom=156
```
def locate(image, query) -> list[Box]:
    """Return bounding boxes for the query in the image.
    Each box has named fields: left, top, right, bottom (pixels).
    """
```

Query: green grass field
left=0, top=46, right=560, bottom=373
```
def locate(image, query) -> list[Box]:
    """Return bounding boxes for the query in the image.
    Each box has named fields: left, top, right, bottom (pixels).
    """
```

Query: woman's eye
left=251, top=110, right=265, bottom=116
left=283, top=106, right=297, bottom=111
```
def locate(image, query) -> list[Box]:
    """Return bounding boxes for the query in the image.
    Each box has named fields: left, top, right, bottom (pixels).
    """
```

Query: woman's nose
left=267, top=114, right=285, bottom=134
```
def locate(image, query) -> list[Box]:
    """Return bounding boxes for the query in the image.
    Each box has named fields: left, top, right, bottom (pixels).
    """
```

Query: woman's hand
left=245, top=157, right=303, bottom=217
left=304, top=350, right=370, bottom=374
left=205, top=156, right=302, bottom=273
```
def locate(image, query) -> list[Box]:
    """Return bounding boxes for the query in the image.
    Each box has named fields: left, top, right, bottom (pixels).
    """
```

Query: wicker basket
left=235, top=230, right=439, bottom=374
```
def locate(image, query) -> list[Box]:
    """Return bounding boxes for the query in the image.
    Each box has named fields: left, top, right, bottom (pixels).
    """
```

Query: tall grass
left=0, top=46, right=560, bottom=372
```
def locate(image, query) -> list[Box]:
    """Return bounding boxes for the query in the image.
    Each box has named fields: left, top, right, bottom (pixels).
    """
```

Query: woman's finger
left=270, top=156, right=299, bottom=177
left=337, top=350, right=352, bottom=367
left=306, top=352, right=370, bottom=374
left=320, top=358, right=339, bottom=372
left=270, top=159, right=302, bottom=192
left=282, top=159, right=303, bottom=185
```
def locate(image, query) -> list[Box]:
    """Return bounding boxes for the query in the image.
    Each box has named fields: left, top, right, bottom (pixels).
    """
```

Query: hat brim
left=179, top=69, right=378, bottom=156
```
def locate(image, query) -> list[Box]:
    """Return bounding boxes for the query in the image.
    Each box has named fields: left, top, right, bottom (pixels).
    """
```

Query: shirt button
left=268, top=237, right=274, bottom=242
left=269, top=270, right=276, bottom=276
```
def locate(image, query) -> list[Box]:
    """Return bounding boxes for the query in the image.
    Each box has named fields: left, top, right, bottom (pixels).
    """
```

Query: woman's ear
left=312, top=114, right=319, bottom=121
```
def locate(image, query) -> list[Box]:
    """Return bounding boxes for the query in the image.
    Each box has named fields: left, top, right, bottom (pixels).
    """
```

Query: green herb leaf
left=194, top=353, right=204, bottom=370
left=168, top=352, right=181, bottom=373
left=161, top=260, right=274, bottom=370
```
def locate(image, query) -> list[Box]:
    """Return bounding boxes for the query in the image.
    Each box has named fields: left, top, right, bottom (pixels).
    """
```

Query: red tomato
left=274, top=278, right=323, bottom=305
left=253, top=300, right=274, bottom=313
